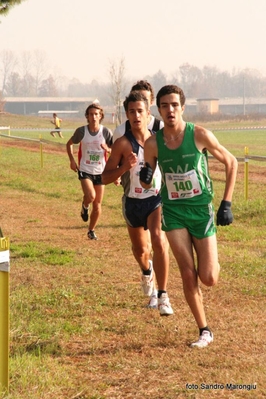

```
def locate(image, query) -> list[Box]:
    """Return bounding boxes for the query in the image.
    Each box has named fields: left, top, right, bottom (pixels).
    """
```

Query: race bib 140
left=165, top=170, right=202, bottom=200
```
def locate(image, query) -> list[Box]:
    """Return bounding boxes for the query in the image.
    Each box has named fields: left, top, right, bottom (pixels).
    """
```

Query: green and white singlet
left=156, top=122, right=216, bottom=236
left=156, top=122, right=214, bottom=206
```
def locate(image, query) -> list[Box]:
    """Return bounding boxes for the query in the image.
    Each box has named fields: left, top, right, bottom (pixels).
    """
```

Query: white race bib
left=85, top=150, right=102, bottom=165
left=165, top=170, right=202, bottom=200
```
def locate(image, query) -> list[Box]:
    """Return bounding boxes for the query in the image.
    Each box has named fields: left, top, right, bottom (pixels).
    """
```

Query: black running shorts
left=122, top=195, right=161, bottom=230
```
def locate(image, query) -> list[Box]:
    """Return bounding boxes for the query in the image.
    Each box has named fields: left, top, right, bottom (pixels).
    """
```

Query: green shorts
left=161, top=203, right=216, bottom=238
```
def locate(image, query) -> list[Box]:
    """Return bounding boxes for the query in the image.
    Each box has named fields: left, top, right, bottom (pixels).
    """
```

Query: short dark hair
left=156, top=85, right=186, bottom=107
left=130, top=80, right=155, bottom=104
left=85, top=103, right=104, bottom=122
left=123, top=91, right=149, bottom=112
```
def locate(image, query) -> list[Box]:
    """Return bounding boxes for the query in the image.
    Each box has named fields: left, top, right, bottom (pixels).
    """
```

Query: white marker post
left=0, top=229, right=10, bottom=395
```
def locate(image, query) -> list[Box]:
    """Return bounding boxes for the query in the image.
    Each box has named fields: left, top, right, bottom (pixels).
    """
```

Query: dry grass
left=0, top=115, right=265, bottom=398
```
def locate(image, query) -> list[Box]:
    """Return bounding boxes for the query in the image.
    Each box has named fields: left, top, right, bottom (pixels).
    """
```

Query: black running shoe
left=88, top=230, right=97, bottom=240
left=81, top=203, right=89, bottom=222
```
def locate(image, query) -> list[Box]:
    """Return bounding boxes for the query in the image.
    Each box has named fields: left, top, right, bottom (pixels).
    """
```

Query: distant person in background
left=50, top=113, right=63, bottom=138
left=113, top=80, right=163, bottom=143
left=66, top=103, right=113, bottom=240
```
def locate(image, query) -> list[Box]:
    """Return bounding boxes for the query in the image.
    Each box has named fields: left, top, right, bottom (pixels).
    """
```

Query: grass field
left=0, top=114, right=266, bottom=398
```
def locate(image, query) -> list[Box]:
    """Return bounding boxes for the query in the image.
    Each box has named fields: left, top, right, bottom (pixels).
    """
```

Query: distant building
left=4, top=97, right=95, bottom=115
left=4, top=96, right=266, bottom=117
left=196, top=98, right=219, bottom=114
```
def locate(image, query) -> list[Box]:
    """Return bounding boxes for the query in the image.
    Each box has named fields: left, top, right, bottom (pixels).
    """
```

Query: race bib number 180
left=165, top=170, right=202, bottom=200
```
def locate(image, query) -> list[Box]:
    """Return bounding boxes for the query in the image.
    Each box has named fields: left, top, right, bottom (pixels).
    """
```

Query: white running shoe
left=158, top=293, right=174, bottom=316
left=141, top=260, right=154, bottom=297
left=147, top=290, right=158, bottom=309
left=190, top=330, right=214, bottom=348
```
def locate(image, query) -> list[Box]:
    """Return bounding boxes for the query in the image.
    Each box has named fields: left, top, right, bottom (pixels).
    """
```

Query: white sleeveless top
left=79, top=125, right=107, bottom=175
left=121, top=130, right=161, bottom=199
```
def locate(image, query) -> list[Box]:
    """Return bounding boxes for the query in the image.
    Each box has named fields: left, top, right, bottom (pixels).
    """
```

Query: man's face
left=158, top=93, right=184, bottom=127
left=126, top=101, right=150, bottom=131
left=86, top=109, right=102, bottom=126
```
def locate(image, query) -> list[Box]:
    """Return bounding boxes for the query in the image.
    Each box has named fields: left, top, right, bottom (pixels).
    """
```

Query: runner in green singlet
left=140, top=85, right=238, bottom=348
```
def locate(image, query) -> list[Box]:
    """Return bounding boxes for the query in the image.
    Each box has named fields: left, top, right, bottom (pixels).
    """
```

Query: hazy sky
left=1, top=0, right=266, bottom=84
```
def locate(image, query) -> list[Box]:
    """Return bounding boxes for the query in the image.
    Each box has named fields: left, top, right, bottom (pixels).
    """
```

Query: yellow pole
left=0, top=230, right=10, bottom=395
left=244, top=146, right=249, bottom=200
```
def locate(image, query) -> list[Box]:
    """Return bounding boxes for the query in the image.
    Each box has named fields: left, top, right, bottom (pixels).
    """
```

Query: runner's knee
left=199, top=269, right=219, bottom=286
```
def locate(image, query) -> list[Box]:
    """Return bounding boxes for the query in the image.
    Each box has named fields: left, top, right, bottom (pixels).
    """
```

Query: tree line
left=1, top=1, right=266, bottom=104
left=1, top=50, right=266, bottom=108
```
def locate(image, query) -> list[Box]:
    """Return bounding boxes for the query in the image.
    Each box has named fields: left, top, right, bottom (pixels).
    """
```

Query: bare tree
left=0, top=90, right=5, bottom=112
left=17, top=50, right=49, bottom=96
left=39, top=75, right=58, bottom=97
left=150, top=70, right=167, bottom=95
left=20, top=72, right=35, bottom=96
left=20, top=50, right=32, bottom=76
left=179, top=63, right=203, bottom=97
left=32, top=49, right=49, bottom=96
left=108, top=56, right=126, bottom=125
left=0, top=49, right=17, bottom=94
left=5, top=71, right=21, bottom=95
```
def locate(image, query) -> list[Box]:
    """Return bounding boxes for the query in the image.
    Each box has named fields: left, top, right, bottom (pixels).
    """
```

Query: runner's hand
left=139, top=162, right=153, bottom=185
left=217, top=200, right=233, bottom=226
